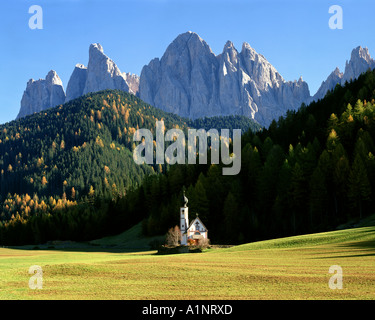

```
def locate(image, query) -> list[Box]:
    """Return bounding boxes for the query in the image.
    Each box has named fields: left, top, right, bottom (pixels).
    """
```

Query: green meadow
left=1, top=225, right=374, bottom=300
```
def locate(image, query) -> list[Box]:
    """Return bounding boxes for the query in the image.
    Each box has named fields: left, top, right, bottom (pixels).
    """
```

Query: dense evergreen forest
left=2, top=67, right=375, bottom=245
left=139, top=69, right=375, bottom=244
left=0, top=90, right=259, bottom=245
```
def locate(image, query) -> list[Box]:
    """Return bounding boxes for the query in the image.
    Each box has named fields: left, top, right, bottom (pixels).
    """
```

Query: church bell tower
left=180, top=191, right=189, bottom=245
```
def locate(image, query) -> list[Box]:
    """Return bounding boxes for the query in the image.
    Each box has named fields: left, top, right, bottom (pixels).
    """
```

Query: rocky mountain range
left=16, top=32, right=375, bottom=128
left=17, top=44, right=139, bottom=119
left=140, top=32, right=310, bottom=127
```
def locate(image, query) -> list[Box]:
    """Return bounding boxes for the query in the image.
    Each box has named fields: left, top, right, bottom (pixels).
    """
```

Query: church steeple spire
left=183, top=190, right=188, bottom=207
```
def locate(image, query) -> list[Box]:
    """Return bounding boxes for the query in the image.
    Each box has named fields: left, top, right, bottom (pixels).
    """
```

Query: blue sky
left=0, top=0, right=374, bottom=124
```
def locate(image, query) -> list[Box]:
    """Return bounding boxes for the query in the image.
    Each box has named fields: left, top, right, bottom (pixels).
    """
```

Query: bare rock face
left=65, top=64, right=87, bottom=102
left=313, top=46, right=375, bottom=102
left=65, top=43, right=138, bottom=102
left=140, top=32, right=220, bottom=119
left=341, top=46, right=375, bottom=85
left=17, top=70, right=66, bottom=119
left=65, top=44, right=134, bottom=102
left=312, top=67, right=343, bottom=101
left=139, top=31, right=310, bottom=128
left=19, top=43, right=137, bottom=118
left=82, top=43, right=129, bottom=95
left=123, top=72, right=140, bottom=96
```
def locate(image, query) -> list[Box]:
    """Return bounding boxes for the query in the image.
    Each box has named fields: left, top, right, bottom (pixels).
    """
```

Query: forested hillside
left=0, top=89, right=259, bottom=245
left=2, top=67, right=375, bottom=246
left=138, top=70, right=375, bottom=244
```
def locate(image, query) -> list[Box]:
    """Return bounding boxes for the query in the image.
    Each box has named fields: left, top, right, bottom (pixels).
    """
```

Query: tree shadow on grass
left=310, top=252, right=375, bottom=259
left=310, top=239, right=375, bottom=259
left=5, top=243, right=157, bottom=255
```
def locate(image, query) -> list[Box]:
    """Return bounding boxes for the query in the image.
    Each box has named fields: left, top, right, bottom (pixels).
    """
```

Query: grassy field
left=1, top=226, right=374, bottom=300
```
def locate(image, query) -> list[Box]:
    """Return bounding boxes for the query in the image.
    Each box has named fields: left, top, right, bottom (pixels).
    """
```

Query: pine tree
left=190, top=174, right=209, bottom=223
left=327, top=129, right=339, bottom=151
left=309, top=167, right=328, bottom=230
left=223, top=192, right=239, bottom=243
left=348, top=154, right=371, bottom=219
left=247, top=146, right=262, bottom=206
left=289, top=162, right=306, bottom=234
left=273, top=160, right=292, bottom=235
left=333, top=154, right=350, bottom=219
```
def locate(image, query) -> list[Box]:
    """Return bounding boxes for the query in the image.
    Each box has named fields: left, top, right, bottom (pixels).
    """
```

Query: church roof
left=188, top=216, right=208, bottom=231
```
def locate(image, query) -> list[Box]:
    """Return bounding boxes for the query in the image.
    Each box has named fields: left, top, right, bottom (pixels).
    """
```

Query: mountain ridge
left=17, top=44, right=140, bottom=120
left=139, top=31, right=310, bottom=127
left=16, top=32, right=375, bottom=129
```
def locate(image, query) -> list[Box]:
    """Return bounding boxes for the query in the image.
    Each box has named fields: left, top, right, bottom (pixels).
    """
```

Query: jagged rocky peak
left=140, top=31, right=220, bottom=118
left=313, top=46, right=375, bottom=102
left=219, top=40, right=240, bottom=76
left=83, top=42, right=129, bottom=95
left=240, top=41, right=284, bottom=90
left=65, top=42, right=138, bottom=102
left=139, top=31, right=311, bottom=128
left=222, top=41, right=238, bottom=60
left=90, top=43, right=104, bottom=53
left=175, top=31, right=207, bottom=47
left=342, top=46, right=375, bottom=84
left=17, top=70, right=66, bottom=119
left=312, top=67, right=343, bottom=101
left=161, top=31, right=215, bottom=66
left=19, top=43, right=138, bottom=118
left=333, top=66, right=343, bottom=76
left=351, top=46, right=372, bottom=61
left=46, top=70, right=63, bottom=85
left=241, top=42, right=258, bottom=62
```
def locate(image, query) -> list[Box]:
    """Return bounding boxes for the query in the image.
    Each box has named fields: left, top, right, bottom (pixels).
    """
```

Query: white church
left=180, top=191, right=208, bottom=245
